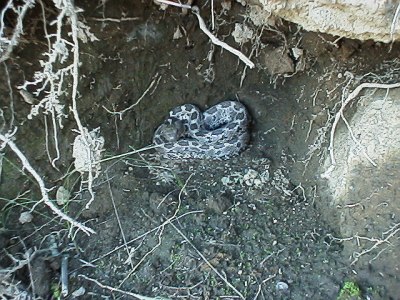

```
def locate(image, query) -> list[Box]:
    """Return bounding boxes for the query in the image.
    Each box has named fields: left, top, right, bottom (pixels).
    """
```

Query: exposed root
left=0, top=0, right=35, bottom=63
left=192, top=6, right=254, bottom=69
left=0, top=131, right=95, bottom=236
left=103, top=72, right=162, bottom=119
left=325, top=81, right=400, bottom=177
left=328, top=222, right=400, bottom=266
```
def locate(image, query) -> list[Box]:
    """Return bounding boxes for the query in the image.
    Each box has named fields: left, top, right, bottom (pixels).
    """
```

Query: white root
left=192, top=6, right=255, bottom=69
left=0, top=132, right=95, bottom=235
left=328, top=82, right=400, bottom=171
left=154, top=0, right=191, bottom=9
left=390, top=3, right=400, bottom=41
left=0, top=0, right=35, bottom=63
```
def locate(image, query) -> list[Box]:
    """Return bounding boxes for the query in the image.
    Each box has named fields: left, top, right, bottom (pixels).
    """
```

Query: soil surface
left=0, top=1, right=400, bottom=299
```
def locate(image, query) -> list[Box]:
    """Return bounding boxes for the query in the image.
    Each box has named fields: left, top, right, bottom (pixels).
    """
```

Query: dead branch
left=191, top=6, right=255, bottom=69
left=0, top=131, right=95, bottom=235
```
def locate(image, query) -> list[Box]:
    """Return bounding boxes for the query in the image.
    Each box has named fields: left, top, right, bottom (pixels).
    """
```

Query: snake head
left=153, top=119, right=185, bottom=144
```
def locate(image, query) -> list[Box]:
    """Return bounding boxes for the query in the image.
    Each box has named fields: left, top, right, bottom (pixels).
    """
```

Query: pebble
left=276, top=281, right=289, bottom=292
left=19, top=211, right=33, bottom=224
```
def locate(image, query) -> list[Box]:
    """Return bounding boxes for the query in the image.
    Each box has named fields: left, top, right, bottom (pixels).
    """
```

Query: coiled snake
left=153, top=100, right=250, bottom=159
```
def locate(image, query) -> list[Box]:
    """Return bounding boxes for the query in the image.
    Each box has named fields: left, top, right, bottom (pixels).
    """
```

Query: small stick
left=155, top=0, right=191, bottom=9
left=170, top=222, right=245, bottom=300
left=0, top=132, right=95, bottom=235
left=119, top=174, right=193, bottom=287
left=90, top=17, right=140, bottom=22
left=106, top=173, right=134, bottom=269
left=211, top=0, right=215, bottom=30
left=103, top=73, right=162, bottom=119
left=61, top=255, right=69, bottom=296
left=390, top=3, right=400, bottom=40
left=89, top=210, right=203, bottom=264
left=98, top=144, right=160, bottom=163
left=0, top=152, right=3, bottom=181
left=191, top=6, right=255, bottom=69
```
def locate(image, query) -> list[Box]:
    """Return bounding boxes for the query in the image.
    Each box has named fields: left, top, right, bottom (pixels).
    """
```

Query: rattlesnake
left=153, top=100, right=250, bottom=159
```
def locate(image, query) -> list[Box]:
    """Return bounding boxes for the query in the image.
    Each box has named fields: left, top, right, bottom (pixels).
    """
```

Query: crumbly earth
left=254, top=0, right=400, bottom=42
left=0, top=1, right=400, bottom=299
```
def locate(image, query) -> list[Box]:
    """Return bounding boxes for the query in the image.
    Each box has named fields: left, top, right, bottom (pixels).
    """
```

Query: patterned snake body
left=153, top=101, right=250, bottom=159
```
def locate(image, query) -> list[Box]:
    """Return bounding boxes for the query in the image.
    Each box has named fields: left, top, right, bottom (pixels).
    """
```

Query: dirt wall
left=254, top=0, right=400, bottom=42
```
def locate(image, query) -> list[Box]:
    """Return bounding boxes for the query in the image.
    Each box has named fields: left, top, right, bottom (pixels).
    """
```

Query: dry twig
left=170, top=222, right=245, bottom=300
left=192, top=6, right=255, bottom=69
left=90, top=17, right=140, bottom=22
left=155, top=0, right=191, bottom=9
left=106, top=173, right=134, bottom=270
left=0, top=0, right=35, bottom=63
left=0, top=132, right=95, bottom=235
left=103, top=72, right=162, bottom=119
left=119, top=173, right=193, bottom=287
left=90, top=210, right=203, bottom=264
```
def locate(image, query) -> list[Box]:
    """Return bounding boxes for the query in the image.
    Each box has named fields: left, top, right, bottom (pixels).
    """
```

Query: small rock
left=56, top=186, right=70, bottom=206
left=31, top=257, right=51, bottom=297
left=72, top=287, right=86, bottom=297
left=245, top=179, right=254, bottom=186
left=173, top=26, right=183, bottom=40
left=276, top=281, right=289, bottom=292
left=260, top=47, right=295, bottom=75
left=253, top=178, right=262, bottom=187
left=291, top=47, right=306, bottom=72
left=19, top=211, right=33, bottom=224
left=232, top=23, right=254, bottom=45
left=206, top=195, right=232, bottom=214
left=243, top=169, right=258, bottom=181
left=221, top=0, right=231, bottom=11
left=260, top=170, right=270, bottom=183
left=221, top=176, right=231, bottom=186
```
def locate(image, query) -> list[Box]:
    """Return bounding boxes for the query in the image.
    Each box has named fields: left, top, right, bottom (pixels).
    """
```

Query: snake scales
left=153, top=100, right=250, bottom=159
